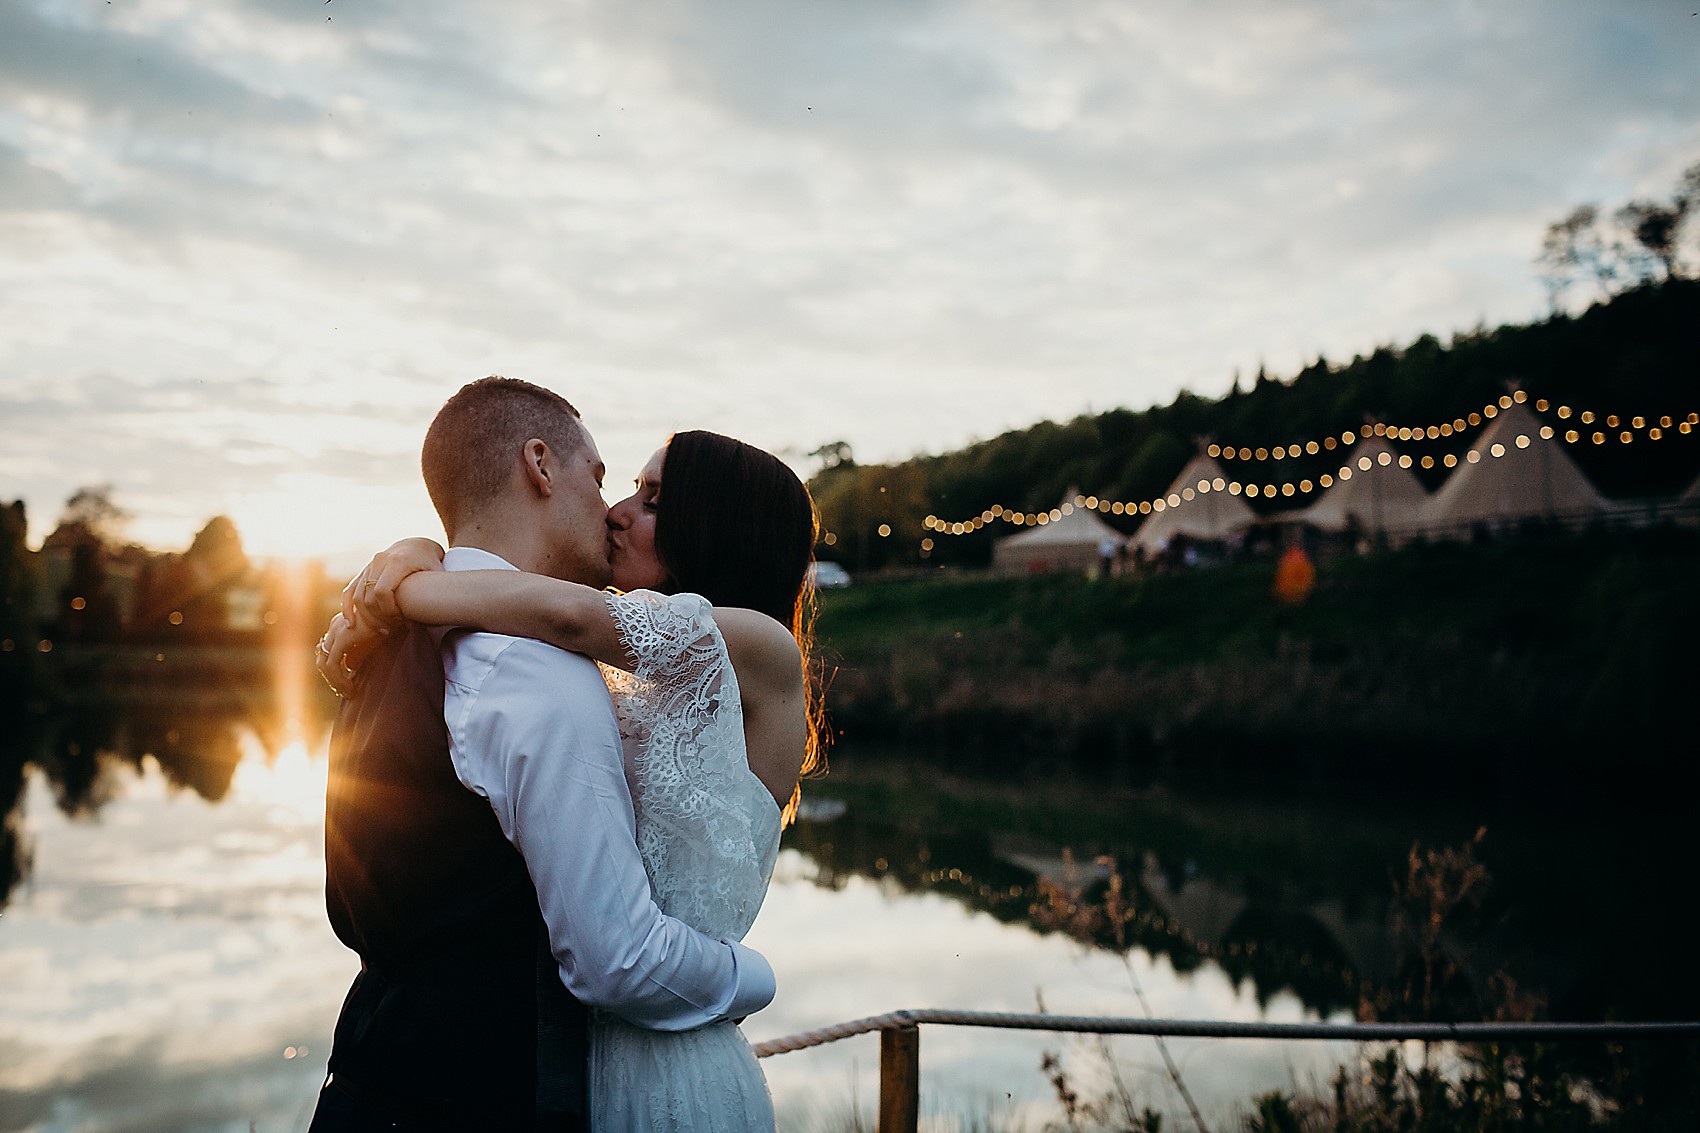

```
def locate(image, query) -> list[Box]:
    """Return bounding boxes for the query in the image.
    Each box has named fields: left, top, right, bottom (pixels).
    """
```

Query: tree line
left=0, top=487, right=331, bottom=659
left=810, top=279, right=1700, bottom=572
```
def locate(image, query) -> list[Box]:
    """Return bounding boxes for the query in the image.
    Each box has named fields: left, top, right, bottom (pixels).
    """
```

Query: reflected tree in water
left=0, top=688, right=335, bottom=910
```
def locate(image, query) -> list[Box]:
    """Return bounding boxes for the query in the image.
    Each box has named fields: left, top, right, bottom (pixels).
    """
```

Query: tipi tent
left=992, top=494, right=1128, bottom=575
left=1294, top=435, right=1429, bottom=537
left=1130, top=453, right=1257, bottom=556
left=1421, top=402, right=1606, bottom=530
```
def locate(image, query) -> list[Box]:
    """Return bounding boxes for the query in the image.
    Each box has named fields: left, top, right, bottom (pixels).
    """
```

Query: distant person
left=317, top=388, right=821, bottom=1132
left=1272, top=545, right=1316, bottom=603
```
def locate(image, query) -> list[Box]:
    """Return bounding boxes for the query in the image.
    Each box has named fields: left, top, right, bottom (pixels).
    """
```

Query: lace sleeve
left=603, top=589, right=719, bottom=689
left=602, top=590, right=775, bottom=939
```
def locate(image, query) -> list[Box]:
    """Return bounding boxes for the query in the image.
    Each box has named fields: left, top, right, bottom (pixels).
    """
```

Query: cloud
left=1, top=0, right=1697, bottom=550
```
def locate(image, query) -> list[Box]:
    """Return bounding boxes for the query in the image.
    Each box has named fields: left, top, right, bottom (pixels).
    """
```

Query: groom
left=309, top=377, right=774, bottom=1131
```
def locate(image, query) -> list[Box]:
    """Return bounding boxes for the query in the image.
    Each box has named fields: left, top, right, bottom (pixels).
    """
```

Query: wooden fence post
left=878, top=1024, right=920, bottom=1133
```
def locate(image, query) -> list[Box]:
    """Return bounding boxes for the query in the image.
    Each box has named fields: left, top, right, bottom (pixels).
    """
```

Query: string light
left=917, top=392, right=1697, bottom=537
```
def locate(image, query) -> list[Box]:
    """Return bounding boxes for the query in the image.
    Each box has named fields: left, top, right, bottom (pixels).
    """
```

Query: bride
left=321, top=429, right=824, bottom=1132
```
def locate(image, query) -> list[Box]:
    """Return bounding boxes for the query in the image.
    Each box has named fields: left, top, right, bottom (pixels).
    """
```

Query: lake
left=0, top=666, right=1690, bottom=1132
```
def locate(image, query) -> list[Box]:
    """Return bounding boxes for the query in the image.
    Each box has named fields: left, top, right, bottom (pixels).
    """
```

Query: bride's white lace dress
left=591, top=589, right=783, bottom=1132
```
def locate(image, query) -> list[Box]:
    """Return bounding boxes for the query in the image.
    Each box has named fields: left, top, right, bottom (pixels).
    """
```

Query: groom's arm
left=445, top=632, right=775, bottom=1031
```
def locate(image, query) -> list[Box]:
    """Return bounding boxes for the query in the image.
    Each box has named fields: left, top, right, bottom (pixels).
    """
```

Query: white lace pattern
left=590, top=590, right=782, bottom=1132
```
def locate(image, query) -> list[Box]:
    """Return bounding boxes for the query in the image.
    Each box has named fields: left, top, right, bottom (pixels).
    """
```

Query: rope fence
left=752, top=1010, right=1700, bottom=1133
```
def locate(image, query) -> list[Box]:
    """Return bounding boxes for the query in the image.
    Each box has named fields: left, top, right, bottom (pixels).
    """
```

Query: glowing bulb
left=1515, top=435, right=1529, bottom=449
left=1565, top=429, right=1579, bottom=443
left=1377, top=452, right=1392, bottom=467
left=1398, top=455, right=1413, bottom=468
left=1490, top=443, right=1505, bottom=457
left=1421, top=455, right=1434, bottom=469
left=1358, top=457, right=1372, bottom=470
left=1443, top=454, right=1457, bottom=468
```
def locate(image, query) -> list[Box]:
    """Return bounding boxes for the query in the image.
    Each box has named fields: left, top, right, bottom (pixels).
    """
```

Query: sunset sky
left=2, top=0, right=1696, bottom=568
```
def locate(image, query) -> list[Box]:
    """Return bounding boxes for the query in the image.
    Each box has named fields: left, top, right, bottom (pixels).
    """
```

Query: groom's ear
left=521, top=438, right=554, bottom=498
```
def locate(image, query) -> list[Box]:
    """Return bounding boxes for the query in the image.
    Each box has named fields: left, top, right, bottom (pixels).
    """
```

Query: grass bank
left=812, top=526, right=1700, bottom=803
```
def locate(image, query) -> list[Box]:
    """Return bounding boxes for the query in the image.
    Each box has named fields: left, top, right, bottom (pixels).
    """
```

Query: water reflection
left=781, top=758, right=1695, bottom=1028
left=2, top=675, right=1692, bottom=1130
left=0, top=647, right=335, bottom=910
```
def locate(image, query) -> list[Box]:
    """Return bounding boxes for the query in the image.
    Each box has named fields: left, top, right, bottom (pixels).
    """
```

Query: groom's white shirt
left=439, top=545, right=775, bottom=1030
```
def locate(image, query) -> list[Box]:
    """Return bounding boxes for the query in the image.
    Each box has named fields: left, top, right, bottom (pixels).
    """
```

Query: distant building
left=992, top=493, right=1128, bottom=575
left=1130, top=453, right=1256, bottom=559
left=1291, top=435, right=1429, bottom=544
left=1420, top=402, right=1605, bottom=533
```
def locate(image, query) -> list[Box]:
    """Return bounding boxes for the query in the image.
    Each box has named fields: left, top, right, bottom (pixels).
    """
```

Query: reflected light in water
left=232, top=736, right=329, bottom=823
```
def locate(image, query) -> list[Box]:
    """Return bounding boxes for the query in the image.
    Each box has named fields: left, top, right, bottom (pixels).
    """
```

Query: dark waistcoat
left=322, top=622, right=586, bottom=1123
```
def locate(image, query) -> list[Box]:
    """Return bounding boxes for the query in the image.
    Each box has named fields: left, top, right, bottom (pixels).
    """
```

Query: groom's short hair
left=422, top=376, right=586, bottom=539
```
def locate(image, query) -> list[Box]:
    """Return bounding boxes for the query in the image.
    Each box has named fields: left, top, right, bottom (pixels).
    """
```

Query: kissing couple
left=310, top=376, right=824, bottom=1132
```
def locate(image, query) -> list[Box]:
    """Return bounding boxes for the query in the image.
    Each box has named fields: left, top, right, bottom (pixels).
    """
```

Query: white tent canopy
left=1294, top=435, right=1429, bottom=535
left=1131, top=453, right=1256, bottom=555
left=1421, top=402, right=1606, bottom=529
left=991, top=492, right=1128, bottom=574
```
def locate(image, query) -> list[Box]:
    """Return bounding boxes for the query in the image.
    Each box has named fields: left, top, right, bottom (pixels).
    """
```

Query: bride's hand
left=315, top=611, right=385, bottom=698
left=342, top=537, right=447, bottom=629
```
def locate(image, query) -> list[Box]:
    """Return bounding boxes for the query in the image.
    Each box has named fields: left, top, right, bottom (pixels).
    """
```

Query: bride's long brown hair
left=652, top=430, right=828, bottom=817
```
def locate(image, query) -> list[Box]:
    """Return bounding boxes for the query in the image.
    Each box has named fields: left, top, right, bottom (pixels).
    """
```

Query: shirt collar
left=443, top=546, right=521, bottom=573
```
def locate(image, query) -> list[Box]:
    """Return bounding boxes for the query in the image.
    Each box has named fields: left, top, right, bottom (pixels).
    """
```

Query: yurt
left=1421, top=402, right=1606, bottom=531
left=991, top=494, right=1128, bottom=575
left=1295, top=435, right=1429, bottom=538
left=1130, top=453, right=1256, bottom=557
